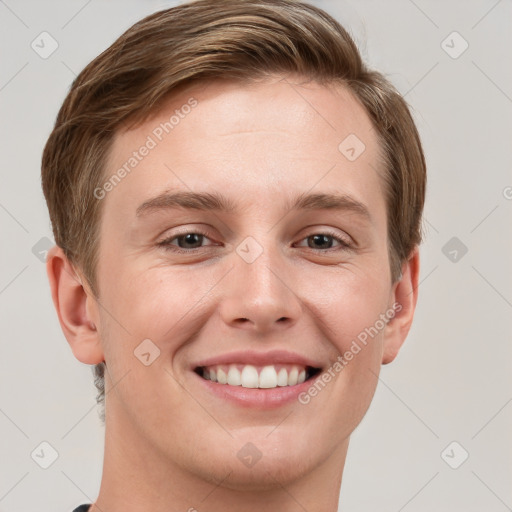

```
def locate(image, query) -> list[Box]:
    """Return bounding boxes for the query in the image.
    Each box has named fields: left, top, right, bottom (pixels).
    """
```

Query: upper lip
left=192, top=349, right=324, bottom=370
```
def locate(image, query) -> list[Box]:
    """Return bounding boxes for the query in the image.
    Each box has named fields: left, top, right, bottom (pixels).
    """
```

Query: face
left=92, top=76, right=398, bottom=489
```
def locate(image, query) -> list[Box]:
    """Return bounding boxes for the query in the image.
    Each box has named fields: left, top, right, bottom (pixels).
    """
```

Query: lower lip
left=194, top=372, right=315, bottom=409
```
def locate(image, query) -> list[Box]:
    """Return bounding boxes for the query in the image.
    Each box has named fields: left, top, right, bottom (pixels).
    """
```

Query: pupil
left=179, top=233, right=202, bottom=248
left=310, top=234, right=332, bottom=249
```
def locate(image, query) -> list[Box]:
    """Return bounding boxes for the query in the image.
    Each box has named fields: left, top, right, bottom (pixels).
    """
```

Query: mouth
left=190, top=350, right=326, bottom=408
left=194, top=363, right=322, bottom=389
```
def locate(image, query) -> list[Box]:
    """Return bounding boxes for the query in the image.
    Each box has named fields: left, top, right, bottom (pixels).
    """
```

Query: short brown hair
left=42, top=0, right=426, bottom=419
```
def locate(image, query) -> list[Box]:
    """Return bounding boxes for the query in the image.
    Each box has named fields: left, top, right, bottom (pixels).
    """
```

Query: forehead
left=103, top=76, right=386, bottom=222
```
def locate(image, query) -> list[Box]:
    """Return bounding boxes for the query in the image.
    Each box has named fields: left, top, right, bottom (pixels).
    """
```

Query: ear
left=381, top=247, right=420, bottom=365
left=46, top=245, right=105, bottom=365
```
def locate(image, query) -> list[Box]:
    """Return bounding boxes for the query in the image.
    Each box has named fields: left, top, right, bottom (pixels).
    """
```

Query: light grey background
left=1, top=1, right=511, bottom=511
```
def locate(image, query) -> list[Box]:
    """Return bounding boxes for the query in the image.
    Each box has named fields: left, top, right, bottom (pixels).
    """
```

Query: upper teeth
left=201, top=364, right=308, bottom=388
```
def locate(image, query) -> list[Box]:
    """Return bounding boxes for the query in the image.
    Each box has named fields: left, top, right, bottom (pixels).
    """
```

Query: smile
left=195, top=364, right=322, bottom=389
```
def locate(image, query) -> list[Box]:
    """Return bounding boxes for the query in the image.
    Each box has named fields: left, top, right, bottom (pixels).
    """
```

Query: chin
left=211, top=456, right=317, bottom=492
left=186, top=437, right=323, bottom=492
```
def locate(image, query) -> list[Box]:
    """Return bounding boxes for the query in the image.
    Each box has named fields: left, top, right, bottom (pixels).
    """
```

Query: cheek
left=302, top=266, right=388, bottom=389
left=302, top=265, right=390, bottom=346
left=122, top=265, right=214, bottom=338
left=290, top=270, right=389, bottom=444
left=98, top=265, right=211, bottom=392
left=97, top=294, right=191, bottom=424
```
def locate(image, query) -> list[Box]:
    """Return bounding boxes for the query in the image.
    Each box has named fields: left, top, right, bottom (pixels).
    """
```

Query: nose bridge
left=239, top=237, right=285, bottom=297
left=219, top=233, right=302, bottom=331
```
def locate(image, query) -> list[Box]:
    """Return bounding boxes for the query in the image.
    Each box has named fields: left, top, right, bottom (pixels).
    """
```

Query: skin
left=47, top=75, right=420, bottom=512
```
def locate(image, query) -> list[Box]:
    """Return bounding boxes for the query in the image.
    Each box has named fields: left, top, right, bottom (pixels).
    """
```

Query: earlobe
left=46, top=245, right=105, bottom=365
left=381, top=247, right=420, bottom=365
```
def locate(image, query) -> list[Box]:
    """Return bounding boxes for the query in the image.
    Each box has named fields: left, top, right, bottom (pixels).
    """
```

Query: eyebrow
left=136, top=190, right=371, bottom=221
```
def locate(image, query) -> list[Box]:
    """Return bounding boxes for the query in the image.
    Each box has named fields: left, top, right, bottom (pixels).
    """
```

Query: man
left=42, top=0, right=425, bottom=510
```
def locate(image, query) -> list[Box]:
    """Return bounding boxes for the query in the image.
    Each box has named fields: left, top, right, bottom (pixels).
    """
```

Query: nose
left=218, top=242, right=303, bottom=334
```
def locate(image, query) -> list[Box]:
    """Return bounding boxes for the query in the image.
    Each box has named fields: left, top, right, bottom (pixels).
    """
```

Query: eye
left=157, top=229, right=216, bottom=252
left=295, top=230, right=353, bottom=251
left=157, top=228, right=354, bottom=254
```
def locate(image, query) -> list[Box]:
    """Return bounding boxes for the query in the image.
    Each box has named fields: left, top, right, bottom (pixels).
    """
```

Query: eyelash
left=157, top=228, right=354, bottom=254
